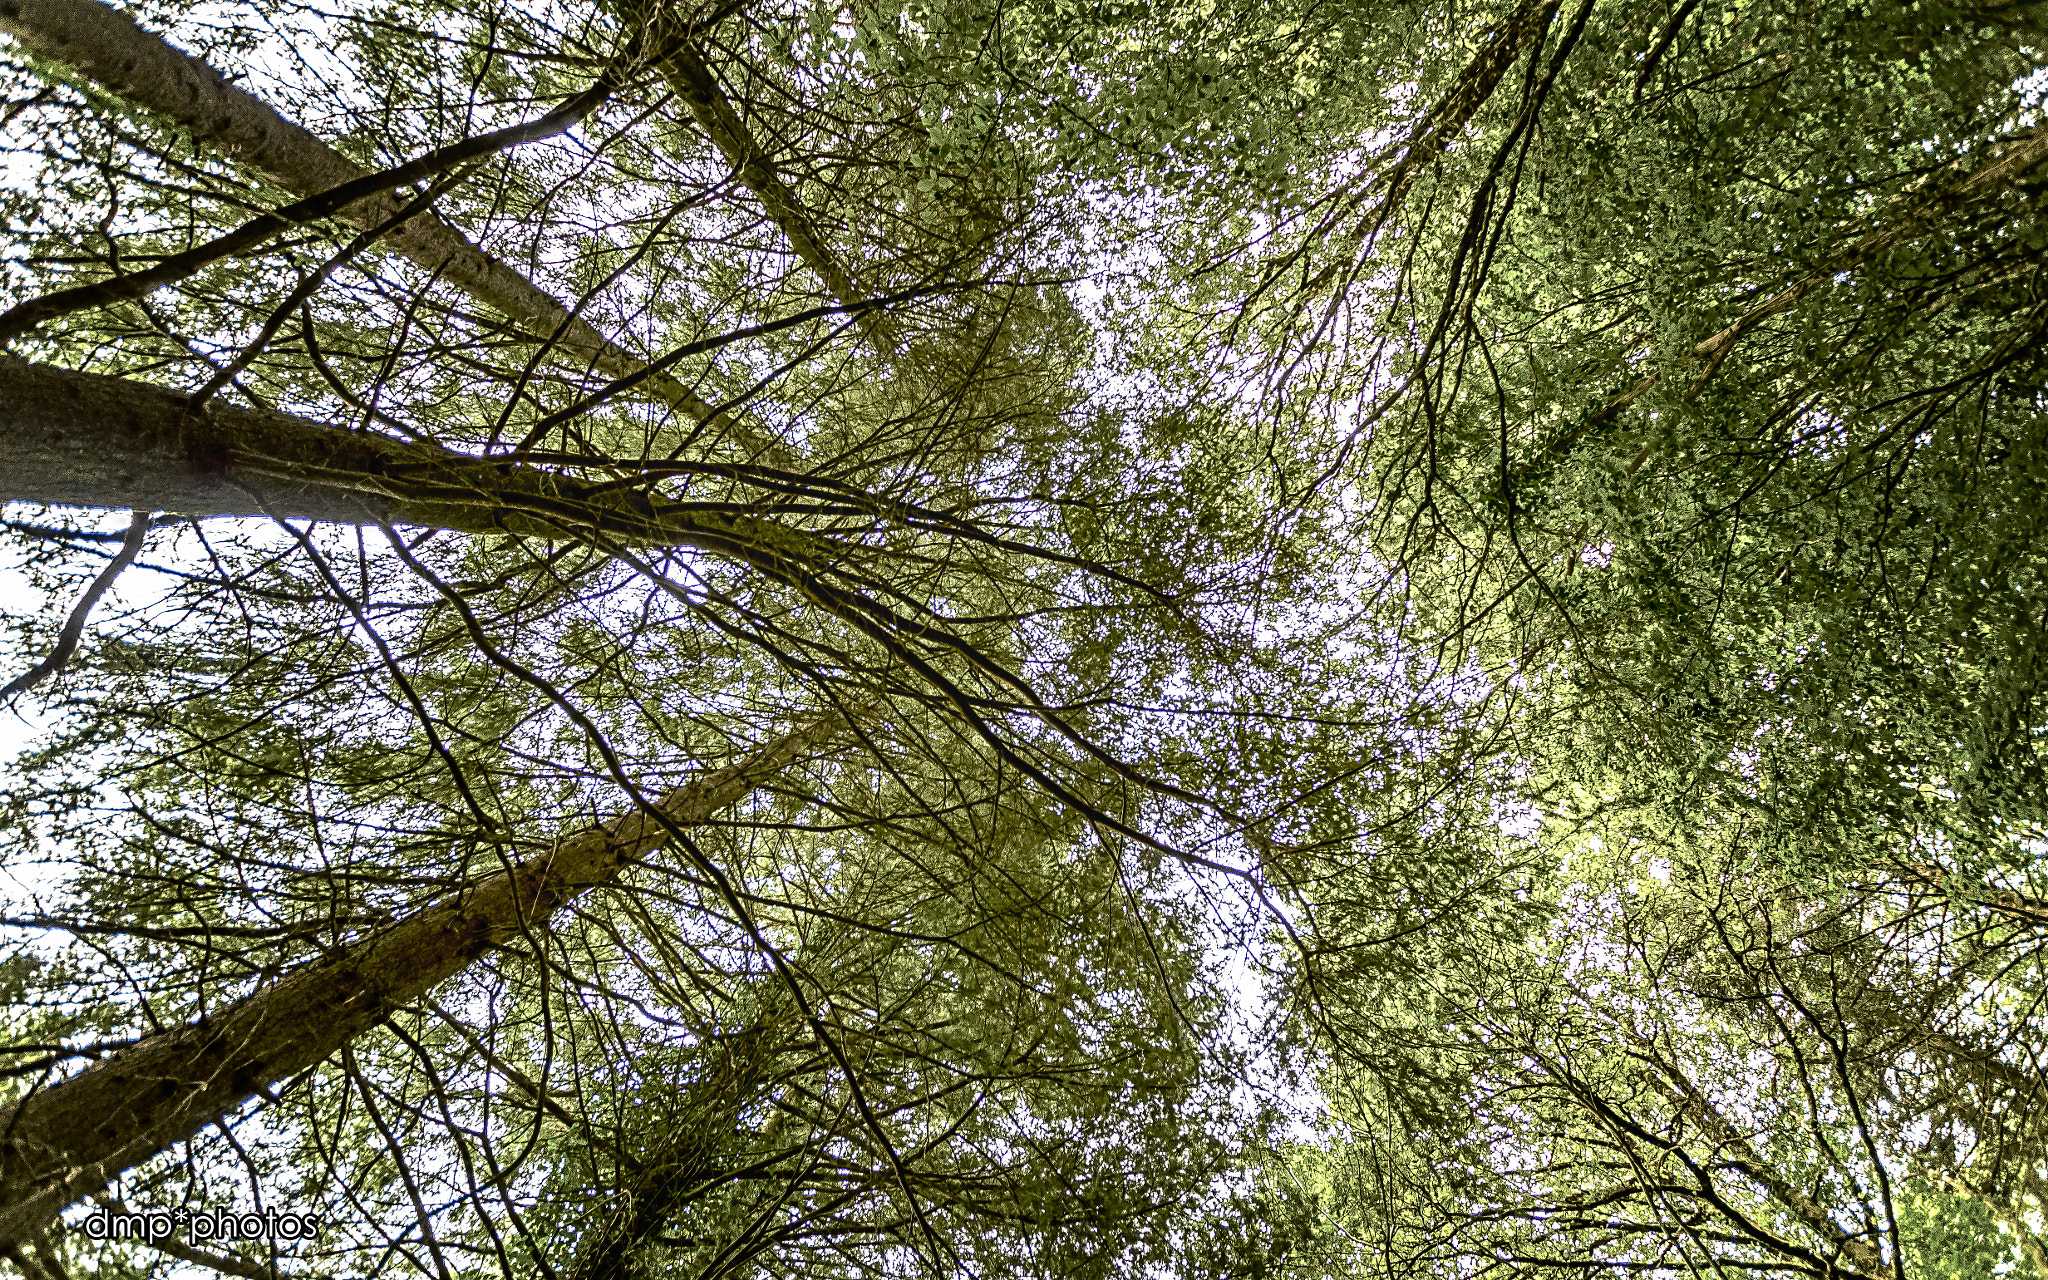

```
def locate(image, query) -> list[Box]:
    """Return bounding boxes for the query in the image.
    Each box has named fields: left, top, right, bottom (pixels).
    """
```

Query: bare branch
left=0, top=507, right=149, bottom=701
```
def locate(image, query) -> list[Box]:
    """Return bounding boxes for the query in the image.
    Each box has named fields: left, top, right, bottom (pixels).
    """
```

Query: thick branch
left=1689, top=129, right=2048, bottom=392
left=1341, top=0, right=1560, bottom=251
left=0, top=354, right=801, bottom=561
left=0, top=352, right=1146, bottom=801
left=0, top=713, right=851, bottom=1246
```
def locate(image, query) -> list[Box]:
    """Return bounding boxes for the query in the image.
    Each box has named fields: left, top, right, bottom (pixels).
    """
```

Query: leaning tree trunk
left=0, top=713, right=850, bottom=1247
left=0, top=0, right=791, bottom=460
left=613, top=0, right=900, bottom=354
left=0, top=354, right=816, bottom=572
left=0, top=352, right=1013, bottom=691
left=0, top=351, right=636, bottom=526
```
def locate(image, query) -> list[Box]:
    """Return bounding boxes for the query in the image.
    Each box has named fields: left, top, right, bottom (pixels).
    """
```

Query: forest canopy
left=0, top=0, right=2043, bottom=1277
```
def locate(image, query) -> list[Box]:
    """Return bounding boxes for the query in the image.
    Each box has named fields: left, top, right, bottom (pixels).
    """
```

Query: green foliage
left=5, top=0, right=2048, bottom=1274
left=1899, top=1177, right=2029, bottom=1280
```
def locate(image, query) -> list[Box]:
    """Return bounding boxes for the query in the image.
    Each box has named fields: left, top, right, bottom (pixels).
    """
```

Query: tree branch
left=0, top=507, right=148, bottom=701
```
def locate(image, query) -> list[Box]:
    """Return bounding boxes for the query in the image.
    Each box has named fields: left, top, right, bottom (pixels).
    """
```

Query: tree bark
left=0, top=712, right=851, bottom=1247
left=624, top=2, right=899, bottom=353
left=0, top=0, right=788, bottom=459
left=0, top=354, right=805, bottom=567
left=0, top=77, right=614, bottom=344
left=0, top=351, right=638, bottom=527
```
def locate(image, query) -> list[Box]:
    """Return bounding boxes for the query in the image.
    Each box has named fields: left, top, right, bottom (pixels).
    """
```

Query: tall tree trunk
left=0, top=0, right=789, bottom=460
left=0, top=354, right=804, bottom=565
left=0, top=713, right=851, bottom=1247
left=620, top=0, right=900, bottom=354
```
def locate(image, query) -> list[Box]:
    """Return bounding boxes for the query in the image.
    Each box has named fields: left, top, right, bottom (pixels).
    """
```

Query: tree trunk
left=1, top=351, right=580, bottom=516
left=0, top=0, right=787, bottom=458
left=0, top=713, right=850, bottom=1247
left=0, top=354, right=805, bottom=568
left=622, top=1, right=898, bottom=353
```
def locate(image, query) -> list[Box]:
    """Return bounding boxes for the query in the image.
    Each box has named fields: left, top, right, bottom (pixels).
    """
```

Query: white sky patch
left=1, top=508, right=206, bottom=917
